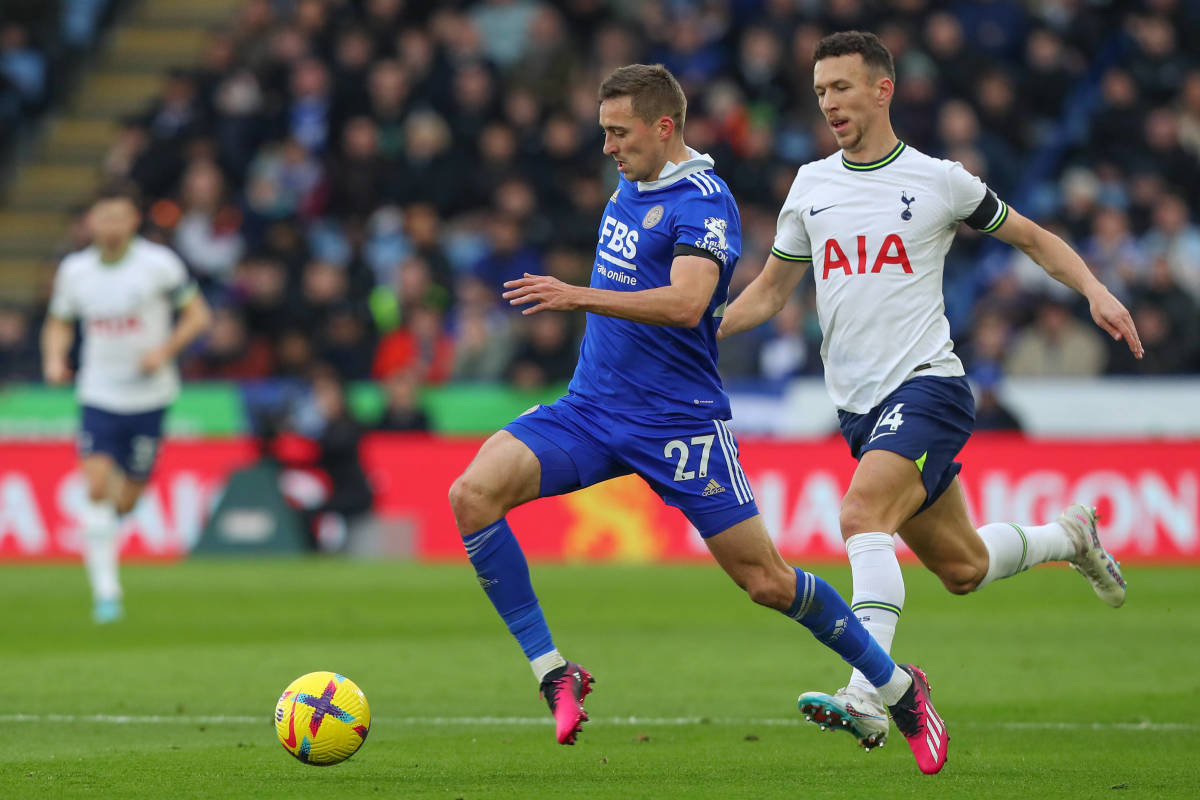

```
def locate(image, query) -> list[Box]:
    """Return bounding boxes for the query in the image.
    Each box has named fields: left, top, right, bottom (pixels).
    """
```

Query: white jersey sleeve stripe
left=981, top=201, right=1009, bottom=233
left=685, top=174, right=711, bottom=196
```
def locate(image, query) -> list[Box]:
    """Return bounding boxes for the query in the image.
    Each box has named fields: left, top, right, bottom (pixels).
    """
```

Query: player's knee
left=838, top=494, right=880, bottom=539
left=937, top=561, right=985, bottom=595
left=448, top=472, right=501, bottom=531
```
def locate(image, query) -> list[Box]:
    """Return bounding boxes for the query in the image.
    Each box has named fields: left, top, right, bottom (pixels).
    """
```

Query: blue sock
left=463, top=519, right=555, bottom=660
left=784, top=568, right=895, bottom=688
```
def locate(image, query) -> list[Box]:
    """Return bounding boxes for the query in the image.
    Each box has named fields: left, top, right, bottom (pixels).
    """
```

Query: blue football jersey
left=567, top=158, right=742, bottom=420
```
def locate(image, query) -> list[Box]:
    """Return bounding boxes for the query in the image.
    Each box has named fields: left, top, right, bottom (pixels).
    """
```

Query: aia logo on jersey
left=89, top=315, right=142, bottom=334
left=821, top=234, right=912, bottom=279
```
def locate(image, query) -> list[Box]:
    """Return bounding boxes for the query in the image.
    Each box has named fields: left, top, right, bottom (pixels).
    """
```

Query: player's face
left=813, top=54, right=888, bottom=153
left=87, top=198, right=140, bottom=249
left=600, top=95, right=669, bottom=183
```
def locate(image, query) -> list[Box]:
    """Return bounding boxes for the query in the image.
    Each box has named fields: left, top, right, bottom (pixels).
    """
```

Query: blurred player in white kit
left=41, top=186, right=211, bottom=623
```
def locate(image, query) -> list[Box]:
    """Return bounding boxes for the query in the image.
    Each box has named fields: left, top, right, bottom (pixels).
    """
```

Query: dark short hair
left=598, top=64, right=686, bottom=130
left=814, top=31, right=895, bottom=82
left=93, top=182, right=143, bottom=210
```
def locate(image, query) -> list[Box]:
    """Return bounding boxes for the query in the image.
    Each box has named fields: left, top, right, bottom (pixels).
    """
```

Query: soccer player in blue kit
left=448, top=64, right=948, bottom=773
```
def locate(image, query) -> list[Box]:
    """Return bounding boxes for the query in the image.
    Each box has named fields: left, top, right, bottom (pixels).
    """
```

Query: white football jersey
left=49, top=237, right=196, bottom=412
left=772, top=141, right=1008, bottom=413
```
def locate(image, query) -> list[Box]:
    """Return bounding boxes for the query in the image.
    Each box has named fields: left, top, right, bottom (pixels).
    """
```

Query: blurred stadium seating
left=1, top=0, right=1199, bottom=422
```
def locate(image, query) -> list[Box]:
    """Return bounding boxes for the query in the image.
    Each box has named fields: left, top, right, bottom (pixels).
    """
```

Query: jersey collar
left=635, top=147, right=715, bottom=192
left=841, top=140, right=906, bottom=172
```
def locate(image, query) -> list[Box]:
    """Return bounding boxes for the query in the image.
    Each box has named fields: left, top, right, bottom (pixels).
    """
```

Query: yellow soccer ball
left=274, top=671, right=371, bottom=765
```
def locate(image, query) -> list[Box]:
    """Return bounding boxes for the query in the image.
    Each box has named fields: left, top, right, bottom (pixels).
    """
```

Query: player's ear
left=658, top=116, right=676, bottom=141
left=876, top=76, right=895, bottom=106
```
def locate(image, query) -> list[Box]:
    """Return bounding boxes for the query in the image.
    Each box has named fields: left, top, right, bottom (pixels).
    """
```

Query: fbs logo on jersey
left=696, top=217, right=729, bottom=263
left=701, top=478, right=725, bottom=496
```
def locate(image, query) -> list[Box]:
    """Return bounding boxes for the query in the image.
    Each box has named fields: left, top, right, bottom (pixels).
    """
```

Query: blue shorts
left=837, top=376, right=974, bottom=515
left=79, top=405, right=167, bottom=481
left=505, top=395, right=759, bottom=538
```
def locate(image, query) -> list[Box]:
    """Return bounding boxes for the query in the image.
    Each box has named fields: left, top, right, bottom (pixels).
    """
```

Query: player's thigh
left=897, top=477, right=987, bottom=576
left=704, top=513, right=790, bottom=583
left=451, top=429, right=543, bottom=516
left=841, top=449, right=927, bottom=537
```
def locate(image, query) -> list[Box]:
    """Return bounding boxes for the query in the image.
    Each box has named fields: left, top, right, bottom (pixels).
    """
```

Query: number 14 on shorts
left=869, top=403, right=905, bottom=442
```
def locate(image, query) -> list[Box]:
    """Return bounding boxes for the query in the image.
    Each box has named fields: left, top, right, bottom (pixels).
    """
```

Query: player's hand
left=139, top=347, right=171, bottom=373
left=502, top=273, right=579, bottom=315
left=43, top=358, right=72, bottom=385
left=1086, top=285, right=1143, bottom=359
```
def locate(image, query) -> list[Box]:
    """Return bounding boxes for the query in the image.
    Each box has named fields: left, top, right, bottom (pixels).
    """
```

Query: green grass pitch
left=1, top=559, right=1198, bottom=798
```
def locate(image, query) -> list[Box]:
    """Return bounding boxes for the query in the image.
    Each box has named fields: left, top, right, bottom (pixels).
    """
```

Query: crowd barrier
left=0, top=435, right=1197, bottom=562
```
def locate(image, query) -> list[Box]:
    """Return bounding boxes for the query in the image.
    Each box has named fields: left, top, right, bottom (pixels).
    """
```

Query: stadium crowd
left=3, top=0, right=1200, bottom=418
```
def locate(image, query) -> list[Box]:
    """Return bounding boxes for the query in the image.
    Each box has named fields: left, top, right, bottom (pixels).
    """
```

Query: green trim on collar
left=841, top=141, right=906, bottom=172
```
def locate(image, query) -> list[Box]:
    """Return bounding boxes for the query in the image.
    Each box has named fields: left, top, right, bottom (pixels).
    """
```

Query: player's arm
left=140, top=289, right=214, bottom=373
left=40, top=315, right=75, bottom=385
left=502, top=255, right=720, bottom=327
left=716, top=253, right=810, bottom=340
left=989, top=209, right=1143, bottom=358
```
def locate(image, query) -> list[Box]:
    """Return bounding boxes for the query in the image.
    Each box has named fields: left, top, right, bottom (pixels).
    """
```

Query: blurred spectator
left=1141, top=193, right=1200, bottom=303
left=391, top=109, right=460, bottom=213
left=300, top=366, right=374, bottom=551
left=316, top=303, right=375, bottom=381
left=470, top=0, right=538, bottom=69
left=0, top=23, right=46, bottom=111
left=244, top=138, right=324, bottom=221
left=451, top=305, right=515, bottom=382
left=1105, top=295, right=1191, bottom=375
left=287, top=58, right=334, bottom=155
left=366, top=59, right=412, bottom=158
left=0, top=305, right=40, bottom=383
left=505, top=312, right=578, bottom=389
left=165, top=160, right=246, bottom=294
left=183, top=306, right=274, bottom=380
left=1081, top=207, right=1145, bottom=303
left=372, top=304, right=455, bottom=383
left=1005, top=297, right=1107, bottom=377
left=970, top=365, right=1023, bottom=432
left=327, top=116, right=387, bottom=218
left=758, top=296, right=809, bottom=382
left=472, top=215, right=543, bottom=291
left=143, top=69, right=204, bottom=144
left=376, top=368, right=431, bottom=431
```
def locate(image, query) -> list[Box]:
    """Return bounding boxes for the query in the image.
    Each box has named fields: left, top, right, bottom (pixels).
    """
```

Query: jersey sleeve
left=670, top=190, right=738, bottom=269
left=158, top=248, right=199, bottom=308
left=770, top=171, right=812, bottom=264
left=47, top=260, right=77, bottom=320
left=946, top=160, right=1009, bottom=233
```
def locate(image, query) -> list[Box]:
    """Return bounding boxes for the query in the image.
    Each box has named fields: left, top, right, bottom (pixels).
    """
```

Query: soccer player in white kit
left=719, top=31, right=1143, bottom=751
left=41, top=187, right=212, bottom=623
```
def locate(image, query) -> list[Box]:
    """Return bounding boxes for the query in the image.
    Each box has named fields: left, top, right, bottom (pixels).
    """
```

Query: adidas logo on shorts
left=701, top=478, right=726, bottom=496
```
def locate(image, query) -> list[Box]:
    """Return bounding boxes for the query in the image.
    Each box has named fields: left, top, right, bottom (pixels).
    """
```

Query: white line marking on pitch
left=0, top=714, right=1195, bottom=732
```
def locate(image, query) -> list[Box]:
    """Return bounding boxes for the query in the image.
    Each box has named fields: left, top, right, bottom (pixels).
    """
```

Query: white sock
left=844, top=532, right=904, bottom=697
left=81, top=498, right=121, bottom=602
left=876, top=666, right=913, bottom=707
left=977, top=521, right=1075, bottom=589
left=530, top=649, right=567, bottom=683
